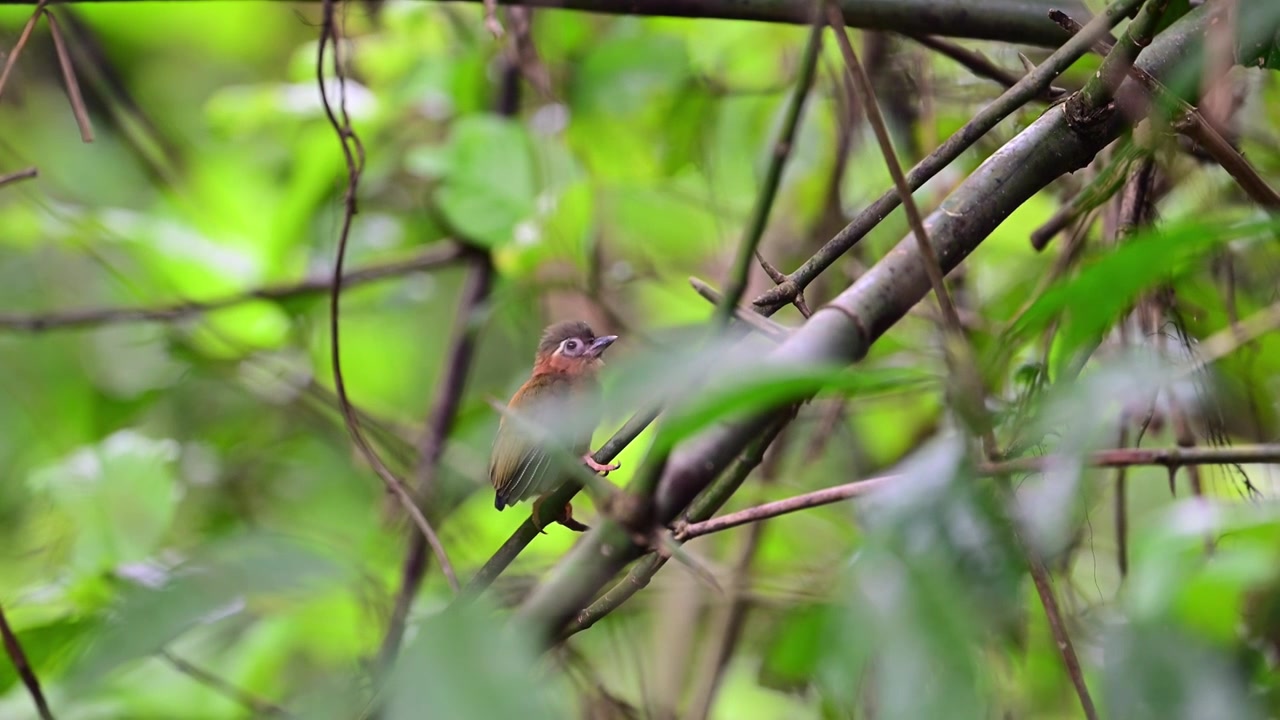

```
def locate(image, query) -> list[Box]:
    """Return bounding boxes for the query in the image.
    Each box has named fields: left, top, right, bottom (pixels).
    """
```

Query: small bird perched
left=489, top=320, right=620, bottom=532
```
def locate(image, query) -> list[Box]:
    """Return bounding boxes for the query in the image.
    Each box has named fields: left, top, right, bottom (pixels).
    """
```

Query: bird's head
left=533, top=320, right=618, bottom=377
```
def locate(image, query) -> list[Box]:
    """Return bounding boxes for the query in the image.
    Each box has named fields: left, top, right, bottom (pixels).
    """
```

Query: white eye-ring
left=563, top=338, right=582, bottom=355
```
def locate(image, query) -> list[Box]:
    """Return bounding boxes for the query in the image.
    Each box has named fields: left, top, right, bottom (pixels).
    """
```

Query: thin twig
left=0, top=243, right=465, bottom=332
left=756, top=251, right=812, bottom=317
left=985, top=444, right=1280, bottom=474
left=753, top=0, right=1146, bottom=312
left=0, top=0, right=47, bottom=103
left=676, top=441, right=1280, bottom=540
left=906, top=33, right=1066, bottom=99
left=0, top=166, right=37, bottom=189
left=714, top=12, right=823, bottom=326
left=1113, top=427, right=1131, bottom=578
left=826, top=6, right=959, bottom=338
left=160, top=650, right=291, bottom=718
left=661, top=445, right=1247, bottom=720
left=317, top=0, right=458, bottom=592
left=1012, top=525, right=1098, bottom=720
left=689, top=277, right=790, bottom=341
left=45, top=10, right=94, bottom=142
left=378, top=252, right=492, bottom=668
left=0, top=602, right=55, bottom=720
left=827, top=3, right=996, bottom=456
left=1192, top=300, right=1280, bottom=371
left=677, top=474, right=898, bottom=540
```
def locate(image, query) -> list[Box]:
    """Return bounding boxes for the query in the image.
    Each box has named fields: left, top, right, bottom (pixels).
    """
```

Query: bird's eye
left=563, top=339, right=581, bottom=355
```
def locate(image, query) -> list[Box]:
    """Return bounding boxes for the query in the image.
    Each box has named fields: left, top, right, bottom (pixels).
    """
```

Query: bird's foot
left=531, top=496, right=590, bottom=534
left=558, top=502, right=590, bottom=532
left=582, top=453, right=620, bottom=475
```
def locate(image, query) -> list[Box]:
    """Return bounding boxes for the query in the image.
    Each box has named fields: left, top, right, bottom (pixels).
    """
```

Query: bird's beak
left=587, top=335, right=618, bottom=357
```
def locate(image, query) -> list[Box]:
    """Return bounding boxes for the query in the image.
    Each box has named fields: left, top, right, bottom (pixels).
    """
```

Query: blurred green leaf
left=1102, top=621, right=1262, bottom=720
left=656, top=364, right=933, bottom=452
left=1007, top=217, right=1279, bottom=377
left=383, top=601, right=565, bottom=720
left=28, top=430, right=182, bottom=575
left=0, top=617, right=98, bottom=696
left=68, top=533, right=352, bottom=691
left=436, top=115, right=537, bottom=247
left=759, top=603, right=832, bottom=691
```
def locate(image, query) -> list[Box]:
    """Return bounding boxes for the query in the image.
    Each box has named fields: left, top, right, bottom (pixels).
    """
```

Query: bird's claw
left=582, top=454, right=620, bottom=475
left=531, top=497, right=589, bottom=534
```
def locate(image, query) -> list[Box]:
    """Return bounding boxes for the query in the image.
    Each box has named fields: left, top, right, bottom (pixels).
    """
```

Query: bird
left=489, top=320, right=620, bottom=533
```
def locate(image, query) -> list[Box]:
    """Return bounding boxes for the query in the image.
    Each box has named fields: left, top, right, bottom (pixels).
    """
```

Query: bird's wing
left=490, top=375, right=578, bottom=509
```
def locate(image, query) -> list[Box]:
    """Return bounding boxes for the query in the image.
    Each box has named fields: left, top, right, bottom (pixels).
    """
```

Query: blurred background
left=2, top=0, right=1280, bottom=718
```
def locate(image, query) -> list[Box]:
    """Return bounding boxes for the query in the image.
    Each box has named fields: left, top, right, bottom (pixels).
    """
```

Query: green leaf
left=759, top=603, right=832, bottom=691
left=1006, top=217, right=1280, bottom=376
left=68, top=533, right=352, bottom=690
left=383, top=601, right=565, bottom=720
left=436, top=115, right=537, bottom=247
left=1103, top=622, right=1262, bottom=720
left=655, top=364, right=933, bottom=452
left=28, top=431, right=182, bottom=575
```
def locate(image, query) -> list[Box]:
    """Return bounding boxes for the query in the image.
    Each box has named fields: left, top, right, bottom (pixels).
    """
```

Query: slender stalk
left=0, top=603, right=55, bottom=720
left=378, top=253, right=493, bottom=668
left=715, top=13, right=823, bottom=326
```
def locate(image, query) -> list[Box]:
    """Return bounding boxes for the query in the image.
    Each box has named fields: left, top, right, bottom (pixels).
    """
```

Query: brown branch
left=317, top=0, right=458, bottom=592
left=0, top=242, right=464, bottom=332
left=826, top=6, right=959, bottom=329
left=378, top=253, right=492, bottom=668
left=677, top=474, right=898, bottom=540
left=756, top=251, right=812, bottom=317
left=0, top=603, right=55, bottom=720
left=714, top=12, right=823, bottom=326
left=1014, top=526, right=1098, bottom=720
left=905, top=34, right=1066, bottom=100
left=679, top=441, right=1280, bottom=540
left=689, top=277, right=790, bottom=341
left=45, top=10, right=94, bottom=142
left=160, top=650, right=292, bottom=718
left=0, top=0, right=47, bottom=103
left=0, top=166, right=37, bottom=189
left=379, top=47, right=514, bottom=663
left=1113, top=427, right=1131, bottom=578
left=827, top=3, right=996, bottom=456
left=986, top=444, right=1280, bottom=474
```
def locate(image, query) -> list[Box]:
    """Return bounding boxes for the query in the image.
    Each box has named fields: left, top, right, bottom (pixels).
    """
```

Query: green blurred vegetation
left=0, top=0, right=1279, bottom=718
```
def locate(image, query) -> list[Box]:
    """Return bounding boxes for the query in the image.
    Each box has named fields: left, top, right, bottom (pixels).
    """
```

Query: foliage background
left=1, top=0, right=1279, bottom=718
